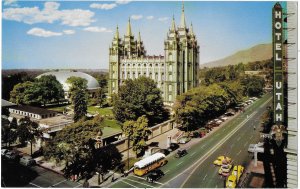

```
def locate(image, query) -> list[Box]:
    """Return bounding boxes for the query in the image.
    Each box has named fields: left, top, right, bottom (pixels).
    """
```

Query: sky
left=2, top=0, right=275, bottom=69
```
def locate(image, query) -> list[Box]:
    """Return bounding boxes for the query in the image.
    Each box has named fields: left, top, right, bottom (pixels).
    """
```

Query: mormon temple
left=108, top=4, right=200, bottom=103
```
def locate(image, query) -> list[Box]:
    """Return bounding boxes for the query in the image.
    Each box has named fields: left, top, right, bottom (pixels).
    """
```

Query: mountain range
left=202, top=43, right=272, bottom=68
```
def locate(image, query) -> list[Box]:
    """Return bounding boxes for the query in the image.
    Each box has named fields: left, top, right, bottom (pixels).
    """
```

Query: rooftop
left=2, top=99, right=16, bottom=107
left=9, top=105, right=57, bottom=115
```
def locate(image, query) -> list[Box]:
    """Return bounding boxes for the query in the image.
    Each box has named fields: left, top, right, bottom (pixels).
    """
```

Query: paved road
left=109, top=93, right=272, bottom=188
left=1, top=158, right=82, bottom=188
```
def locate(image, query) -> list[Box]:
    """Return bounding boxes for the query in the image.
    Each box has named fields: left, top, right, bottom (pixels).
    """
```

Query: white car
left=1, top=149, right=9, bottom=156
left=20, top=155, right=36, bottom=166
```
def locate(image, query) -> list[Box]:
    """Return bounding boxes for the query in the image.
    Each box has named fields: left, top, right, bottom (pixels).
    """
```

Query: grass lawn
left=103, top=119, right=121, bottom=130
left=121, top=157, right=141, bottom=171
left=87, top=106, right=113, bottom=116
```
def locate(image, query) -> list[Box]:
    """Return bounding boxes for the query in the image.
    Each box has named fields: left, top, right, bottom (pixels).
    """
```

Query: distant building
left=108, top=4, right=200, bottom=103
left=37, top=70, right=100, bottom=99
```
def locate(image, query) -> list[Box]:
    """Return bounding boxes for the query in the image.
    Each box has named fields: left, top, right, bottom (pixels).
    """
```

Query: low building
left=9, top=105, right=57, bottom=120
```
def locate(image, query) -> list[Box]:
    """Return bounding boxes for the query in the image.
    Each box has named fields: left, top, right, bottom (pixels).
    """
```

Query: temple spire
left=114, top=25, right=119, bottom=39
left=171, top=15, right=176, bottom=32
left=126, top=18, right=132, bottom=36
left=180, top=2, right=186, bottom=28
left=190, top=22, right=194, bottom=35
left=138, top=31, right=141, bottom=42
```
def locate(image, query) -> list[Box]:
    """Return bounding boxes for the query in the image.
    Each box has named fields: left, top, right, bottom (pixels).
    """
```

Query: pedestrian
left=83, top=179, right=89, bottom=188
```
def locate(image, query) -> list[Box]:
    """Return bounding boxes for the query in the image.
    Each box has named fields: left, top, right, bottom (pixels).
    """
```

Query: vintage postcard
left=1, top=1, right=298, bottom=188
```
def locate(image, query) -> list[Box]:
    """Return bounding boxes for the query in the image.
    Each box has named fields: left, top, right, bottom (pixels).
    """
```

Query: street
left=1, top=158, right=82, bottom=188
left=109, top=93, right=272, bottom=188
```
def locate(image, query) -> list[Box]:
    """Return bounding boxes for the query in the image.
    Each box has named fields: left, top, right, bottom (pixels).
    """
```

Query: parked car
left=220, top=116, right=228, bottom=121
left=1, top=149, right=9, bottom=156
left=218, top=163, right=232, bottom=176
left=232, top=165, right=244, bottom=182
left=20, top=155, right=36, bottom=166
left=225, top=112, right=235, bottom=116
left=167, top=143, right=179, bottom=152
left=5, top=151, right=19, bottom=161
left=146, top=169, right=164, bottom=183
left=226, top=174, right=237, bottom=188
left=175, top=149, right=187, bottom=158
left=177, top=136, right=191, bottom=144
left=148, top=142, right=159, bottom=147
left=158, top=149, right=170, bottom=156
left=213, top=156, right=232, bottom=166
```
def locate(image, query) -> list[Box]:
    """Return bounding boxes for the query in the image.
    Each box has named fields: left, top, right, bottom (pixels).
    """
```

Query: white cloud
left=4, top=0, right=18, bottom=6
left=63, top=30, right=75, bottom=35
left=3, top=2, right=95, bottom=27
left=158, top=17, right=169, bottom=22
left=90, top=3, right=117, bottom=10
left=83, top=27, right=112, bottom=33
left=131, top=14, right=143, bottom=20
left=146, top=16, right=154, bottom=20
left=116, top=0, right=132, bottom=5
left=27, top=27, right=62, bottom=37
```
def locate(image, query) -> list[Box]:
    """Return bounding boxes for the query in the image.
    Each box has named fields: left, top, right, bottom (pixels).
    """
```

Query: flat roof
left=2, top=99, right=16, bottom=107
left=9, top=105, right=57, bottom=115
left=102, top=127, right=122, bottom=139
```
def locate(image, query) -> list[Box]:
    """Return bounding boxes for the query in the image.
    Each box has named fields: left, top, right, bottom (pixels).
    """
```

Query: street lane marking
left=250, top=135, right=253, bottom=140
left=29, top=182, right=42, bottom=188
left=202, top=174, right=207, bottom=181
left=177, top=162, right=183, bottom=166
left=121, top=180, right=138, bottom=188
left=237, top=150, right=242, bottom=155
left=190, top=152, right=196, bottom=156
left=74, top=183, right=82, bottom=188
left=132, top=175, right=163, bottom=185
left=126, top=178, right=154, bottom=188
left=51, top=179, right=67, bottom=187
left=165, top=170, right=170, bottom=173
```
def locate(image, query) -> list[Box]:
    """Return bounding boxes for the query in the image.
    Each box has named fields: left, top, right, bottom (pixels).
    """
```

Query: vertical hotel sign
left=273, top=2, right=284, bottom=125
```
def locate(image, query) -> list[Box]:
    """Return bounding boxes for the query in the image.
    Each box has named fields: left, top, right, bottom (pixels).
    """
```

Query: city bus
left=133, top=153, right=168, bottom=176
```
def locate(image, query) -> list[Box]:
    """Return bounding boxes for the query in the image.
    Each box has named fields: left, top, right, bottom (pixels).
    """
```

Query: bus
left=133, top=153, right=168, bottom=176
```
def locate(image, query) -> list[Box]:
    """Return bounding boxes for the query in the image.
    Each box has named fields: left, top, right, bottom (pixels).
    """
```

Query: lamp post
left=127, top=136, right=130, bottom=172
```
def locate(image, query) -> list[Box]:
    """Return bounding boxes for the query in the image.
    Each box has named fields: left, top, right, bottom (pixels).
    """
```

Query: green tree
left=113, top=77, right=169, bottom=125
left=123, top=115, right=151, bottom=156
left=17, top=117, right=41, bottom=155
left=10, top=81, right=35, bottom=105
left=66, top=77, right=88, bottom=122
left=174, top=84, right=230, bottom=131
left=36, top=75, right=64, bottom=106
left=1, top=117, right=17, bottom=147
left=96, top=88, right=106, bottom=108
left=241, top=75, right=265, bottom=97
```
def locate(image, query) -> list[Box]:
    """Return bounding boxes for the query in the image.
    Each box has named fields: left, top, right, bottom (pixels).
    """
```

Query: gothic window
left=168, top=53, right=173, bottom=61
left=138, top=72, right=141, bottom=77
left=144, top=72, right=146, bottom=76
left=155, top=72, right=158, bottom=80
left=168, top=94, right=172, bottom=101
left=169, top=73, right=172, bottom=80
left=155, top=64, right=158, bottom=67
left=138, top=64, right=141, bottom=67
left=144, top=64, right=146, bottom=67
left=169, top=84, right=172, bottom=91
left=162, top=73, right=165, bottom=80
left=133, top=64, right=135, bottom=67
left=149, top=64, right=152, bottom=67
left=169, top=64, right=173, bottom=72
left=122, top=72, right=125, bottom=78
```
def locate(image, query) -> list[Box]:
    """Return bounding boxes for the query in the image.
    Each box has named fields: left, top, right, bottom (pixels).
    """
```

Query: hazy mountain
left=202, top=43, right=272, bottom=68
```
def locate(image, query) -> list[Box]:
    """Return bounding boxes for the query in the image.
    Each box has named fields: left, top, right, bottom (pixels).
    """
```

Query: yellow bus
left=133, top=153, right=168, bottom=176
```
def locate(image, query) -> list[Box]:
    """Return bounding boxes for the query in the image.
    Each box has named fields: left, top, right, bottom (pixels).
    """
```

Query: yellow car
left=232, top=165, right=244, bottom=182
left=226, top=175, right=237, bottom=188
left=218, top=163, right=233, bottom=176
left=213, top=156, right=232, bottom=166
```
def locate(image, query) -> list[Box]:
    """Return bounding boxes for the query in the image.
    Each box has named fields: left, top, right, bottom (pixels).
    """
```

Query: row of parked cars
left=1, top=149, right=36, bottom=166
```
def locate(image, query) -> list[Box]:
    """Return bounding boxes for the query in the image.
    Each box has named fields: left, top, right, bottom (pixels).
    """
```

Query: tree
left=66, top=77, right=88, bottom=122
left=123, top=116, right=151, bottom=156
left=173, top=84, right=230, bottom=131
left=241, top=75, right=265, bottom=97
left=113, top=77, right=169, bottom=126
left=36, top=75, right=64, bottom=106
left=1, top=117, right=17, bottom=147
left=10, top=81, right=36, bottom=105
left=96, top=88, right=106, bottom=108
left=43, top=116, right=121, bottom=180
left=17, top=117, right=41, bottom=155
left=73, top=89, right=88, bottom=122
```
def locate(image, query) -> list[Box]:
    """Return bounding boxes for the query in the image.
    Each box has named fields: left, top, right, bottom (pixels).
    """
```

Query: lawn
left=103, top=119, right=121, bottom=130
left=87, top=106, right=113, bottom=116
